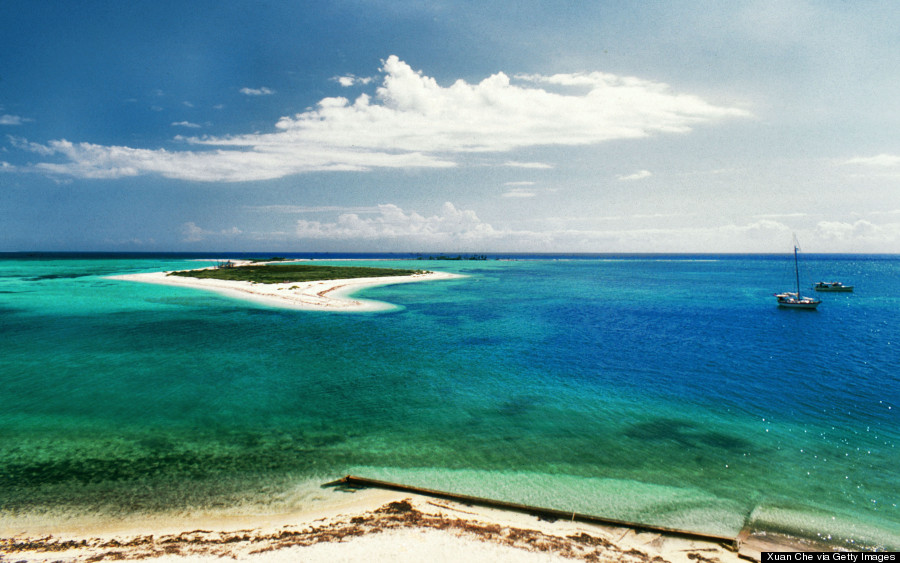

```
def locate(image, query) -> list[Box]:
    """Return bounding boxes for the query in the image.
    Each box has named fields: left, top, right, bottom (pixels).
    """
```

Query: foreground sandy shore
left=108, top=262, right=463, bottom=311
left=2, top=485, right=784, bottom=563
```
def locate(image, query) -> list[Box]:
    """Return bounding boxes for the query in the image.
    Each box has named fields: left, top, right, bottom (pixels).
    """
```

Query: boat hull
left=777, top=301, right=820, bottom=309
left=775, top=292, right=821, bottom=309
left=814, top=282, right=852, bottom=292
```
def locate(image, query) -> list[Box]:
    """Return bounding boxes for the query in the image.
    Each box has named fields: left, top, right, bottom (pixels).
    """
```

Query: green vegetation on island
left=417, top=254, right=488, bottom=261
left=248, top=257, right=288, bottom=263
left=168, top=263, right=429, bottom=284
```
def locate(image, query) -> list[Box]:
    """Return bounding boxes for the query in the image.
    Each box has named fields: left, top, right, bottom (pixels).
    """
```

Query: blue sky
left=2, top=1, right=900, bottom=253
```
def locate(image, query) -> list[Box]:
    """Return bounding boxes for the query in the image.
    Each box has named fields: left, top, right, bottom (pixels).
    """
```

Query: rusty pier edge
left=325, top=474, right=747, bottom=552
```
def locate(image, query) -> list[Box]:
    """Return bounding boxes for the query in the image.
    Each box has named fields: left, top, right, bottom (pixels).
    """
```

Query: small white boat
left=776, top=238, right=820, bottom=309
left=776, top=292, right=821, bottom=309
left=814, top=281, right=853, bottom=292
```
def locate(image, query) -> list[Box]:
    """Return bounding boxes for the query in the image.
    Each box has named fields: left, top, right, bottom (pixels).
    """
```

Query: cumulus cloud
left=296, top=202, right=497, bottom=243
left=181, top=222, right=205, bottom=242
left=240, top=86, right=274, bottom=96
left=617, top=170, right=652, bottom=181
left=172, top=121, right=202, bottom=128
left=335, top=75, right=374, bottom=87
left=815, top=219, right=884, bottom=241
left=239, top=197, right=900, bottom=252
left=245, top=56, right=747, bottom=155
left=234, top=206, right=900, bottom=251
left=514, top=219, right=793, bottom=253
left=14, top=56, right=750, bottom=182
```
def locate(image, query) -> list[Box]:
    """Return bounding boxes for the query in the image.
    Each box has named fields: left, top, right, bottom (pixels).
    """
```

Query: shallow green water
left=0, top=254, right=897, bottom=549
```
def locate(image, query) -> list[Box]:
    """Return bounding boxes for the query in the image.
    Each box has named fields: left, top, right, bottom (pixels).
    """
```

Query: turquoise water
left=0, top=254, right=897, bottom=549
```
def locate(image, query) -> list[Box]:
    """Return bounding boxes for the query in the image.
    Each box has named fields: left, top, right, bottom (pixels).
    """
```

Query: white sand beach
left=108, top=262, right=463, bottom=311
left=1, top=485, right=775, bottom=563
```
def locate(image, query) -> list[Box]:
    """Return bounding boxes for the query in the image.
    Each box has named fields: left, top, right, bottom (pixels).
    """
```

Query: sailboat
left=775, top=238, right=821, bottom=309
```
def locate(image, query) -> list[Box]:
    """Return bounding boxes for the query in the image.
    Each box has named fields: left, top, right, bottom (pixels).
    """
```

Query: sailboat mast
left=794, top=244, right=801, bottom=296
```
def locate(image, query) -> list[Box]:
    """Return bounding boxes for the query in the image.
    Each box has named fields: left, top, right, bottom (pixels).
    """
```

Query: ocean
left=0, top=253, right=897, bottom=550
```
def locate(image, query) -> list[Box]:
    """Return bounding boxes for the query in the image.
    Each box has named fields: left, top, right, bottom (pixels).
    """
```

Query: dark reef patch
left=624, top=419, right=752, bottom=452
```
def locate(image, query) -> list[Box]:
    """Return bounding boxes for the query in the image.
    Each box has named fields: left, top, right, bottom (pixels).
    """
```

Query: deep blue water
left=0, top=253, right=897, bottom=549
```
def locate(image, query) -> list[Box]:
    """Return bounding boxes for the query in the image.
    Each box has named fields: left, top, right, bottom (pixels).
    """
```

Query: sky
left=2, top=1, right=900, bottom=253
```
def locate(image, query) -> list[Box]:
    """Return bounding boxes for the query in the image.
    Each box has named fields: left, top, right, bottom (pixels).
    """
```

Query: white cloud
left=182, top=222, right=205, bottom=242
left=1, top=114, right=30, bottom=126
left=172, top=121, right=202, bottom=128
left=284, top=202, right=784, bottom=250
left=15, top=56, right=750, bottom=182
left=238, top=200, right=900, bottom=252
left=335, top=75, right=374, bottom=87
left=815, top=219, right=889, bottom=242
left=229, top=55, right=747, bottom=156
left=512, top=219, right=793, bottom=253
left=503, top=161, right=554, bottom=169
left=842, top=154, right=900, bottom=167
left=181, top=221, right=243, bottom=242
left=240, top=87, right=274, bottom=96
left=502, top=188, right=537, bottom=198
left=23, top=138, right=453, bottom=182
left=296, top=202, right=497, bottom=243
left=9, top=135, right=56, bottom=156
left=617, top=170, right=652, bottom=181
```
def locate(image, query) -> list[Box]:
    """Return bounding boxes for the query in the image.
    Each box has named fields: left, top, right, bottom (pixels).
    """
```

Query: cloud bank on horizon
left=12, top=56, right=750, bottom=183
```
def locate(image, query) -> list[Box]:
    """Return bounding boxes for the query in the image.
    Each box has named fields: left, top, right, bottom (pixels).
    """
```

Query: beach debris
left=0, top=498, right=670, bottom=562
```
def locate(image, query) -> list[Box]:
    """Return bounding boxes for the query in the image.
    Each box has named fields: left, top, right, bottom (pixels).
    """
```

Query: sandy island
left=107, top=261, right=464, bottom=312
left=1, top=484, right=794, bottom=563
